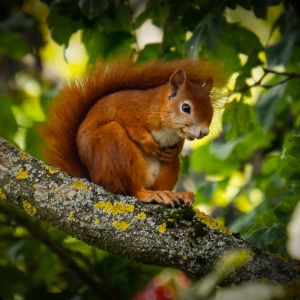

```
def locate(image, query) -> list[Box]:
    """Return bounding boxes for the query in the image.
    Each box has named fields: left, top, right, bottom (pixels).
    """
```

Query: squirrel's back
left=40, top=58, right=227, bottom=178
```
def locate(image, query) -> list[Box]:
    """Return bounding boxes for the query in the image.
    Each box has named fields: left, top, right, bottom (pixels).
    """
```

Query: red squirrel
left=41, top=58, right=226, bottom=206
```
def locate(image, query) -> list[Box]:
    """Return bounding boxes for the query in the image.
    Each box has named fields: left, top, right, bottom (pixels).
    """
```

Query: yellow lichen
left=22, top=201, right=37, bottom=216
left=261, top=278, right=268, bottom=281
left=112, top=216, right=115, bottom=220
left=51, top=203, right=54, bottom=205
left=47, top=175, right=50, bottom=177
left=182, top=255, right=187, bottom=260
left=16, top=168, right=29, bottom=179
left=45, top=165, right=60, bottom=174
left=94, top=202, right=106, bottom=209
left=72, top=181, right=90, bottom=192
left=294, top=266, right=300, bottom=272
left=285, top=279, right=300, bottom=298
left=94, top=219, right=99, bottom=223
left=54, top=189, right=58, bottom=193
left=113, top=221, right=130, bottom=231
left=69, top=212, right=75, bottom=221
left=193, top=208, right=231, bottom=235
left=33, top=184, right=36, bottom=188
left=18, top=152, right=27, bottom=160
left=136, top=213, right=146, bottom=220
left=274, top=253, right=289, bottom=262
left=158, top=223, right=166, bottom=234
left=0, top=189, right=7, bottom=201
left=94, top=201, right=134, bottom=215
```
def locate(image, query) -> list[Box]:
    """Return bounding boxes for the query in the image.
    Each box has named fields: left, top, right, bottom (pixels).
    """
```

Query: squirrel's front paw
left=157, top=147, right=179, bottom=162
left=141, top=139, right=160, bottom=158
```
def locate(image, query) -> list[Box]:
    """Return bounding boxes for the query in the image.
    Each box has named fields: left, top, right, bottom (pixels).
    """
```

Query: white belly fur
left=144, top=128, right=181, bottom=188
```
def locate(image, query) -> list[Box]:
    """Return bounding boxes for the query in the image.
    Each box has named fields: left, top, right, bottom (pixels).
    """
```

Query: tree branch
left=0, top=137, right=299, bottom=286
left=235, top=68, right=300, bottom=93
left=0, top=200, right=115, bottom=300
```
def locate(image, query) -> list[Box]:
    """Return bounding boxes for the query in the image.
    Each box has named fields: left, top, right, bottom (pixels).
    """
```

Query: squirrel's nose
left=198, top=126, right=209, bottom=139
left=199, top=132, right=208, bottom=139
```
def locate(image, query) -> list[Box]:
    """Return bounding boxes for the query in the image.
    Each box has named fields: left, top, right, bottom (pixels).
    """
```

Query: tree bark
left=0, top=137, right=299, bottom=286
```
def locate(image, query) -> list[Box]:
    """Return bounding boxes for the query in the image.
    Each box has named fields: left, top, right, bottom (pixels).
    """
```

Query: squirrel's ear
left=168, top=69, right=186, bottom=99
left=203, top=78, right=214, bottom=93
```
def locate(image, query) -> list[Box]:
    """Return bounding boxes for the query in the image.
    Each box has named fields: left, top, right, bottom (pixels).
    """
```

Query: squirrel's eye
left=182, top=103, right=191, bottom=114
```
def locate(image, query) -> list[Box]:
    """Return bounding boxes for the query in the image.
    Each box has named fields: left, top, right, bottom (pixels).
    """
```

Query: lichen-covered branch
left=0, top=137, right=299, bottom=286
left=0, top=199, right=115, bottom=300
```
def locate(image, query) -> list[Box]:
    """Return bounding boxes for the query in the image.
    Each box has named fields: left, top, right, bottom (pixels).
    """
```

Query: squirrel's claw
left=134, top=190, right=195, bottom=206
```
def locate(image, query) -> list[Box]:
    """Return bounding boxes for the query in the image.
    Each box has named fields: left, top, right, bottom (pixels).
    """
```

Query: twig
left=235, top=68, right=300, bottom=93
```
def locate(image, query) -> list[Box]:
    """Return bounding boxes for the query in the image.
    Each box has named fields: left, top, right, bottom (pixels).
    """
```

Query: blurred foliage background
left=0, top=0, right=300, bottom=299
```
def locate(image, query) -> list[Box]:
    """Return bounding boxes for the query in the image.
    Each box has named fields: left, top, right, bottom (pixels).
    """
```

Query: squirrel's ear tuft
left=168, top=69, right=186, bottom=100
left=203, top=78, right=214, bottom=93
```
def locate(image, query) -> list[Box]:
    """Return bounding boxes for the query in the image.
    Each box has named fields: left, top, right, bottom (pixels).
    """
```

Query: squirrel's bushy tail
left=40, top=57, right=228, bottom=178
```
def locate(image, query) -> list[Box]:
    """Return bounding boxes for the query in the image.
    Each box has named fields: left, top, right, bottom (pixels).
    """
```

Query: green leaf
left=243, top=223, right=286, bottom=252
left=98, top=3, right=132, bottom=33
left=255, top=84, right=287, bottom=132
left=223, top=99, right=260, bottom=140
left=47, top=4, right=85, bottom=46
left=261, top=223, right=286, bottom=247
left=82, top=29, right=134, bottom=63
left=191, top=144, right=239, bottom=177
left=262, top=153, right=281, bottom=175
left=0, top=11, right=39, bottom=32
left=0, top=31, right=31, bottom=60
left=261, top=210, right=280, bottom=227
left=0, top=96, right=18, bottom=143
left=278, top=136, right=300, bottom=191
left=283, top=136, right=300, bottom=158
left=242, top=227, right=269, bottom=249
left=138, top=43, right=160, bottom=62
left=266, top=29, right=300, bottom=68
left=234, top=129, right=274, bottom=159
left=274, top=194, right=299, bottom=223
left=210, top=136, right=245, bottom=160
left=0, top=265, right=27, bottom=300
left=183, top=14, right=224, bottom=56
left=79, top=0, right=110, bottom=20
left=195, top=179, right=217, bottom=204
left=25, top=127, right=44, bottom=160
left=134, top=0, right=169, bottom=28
left=278, top=160, right=300, bottom=187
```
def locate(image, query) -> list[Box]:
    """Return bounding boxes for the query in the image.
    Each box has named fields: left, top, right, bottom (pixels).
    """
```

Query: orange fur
left=40, top=58, right=227, bottom=205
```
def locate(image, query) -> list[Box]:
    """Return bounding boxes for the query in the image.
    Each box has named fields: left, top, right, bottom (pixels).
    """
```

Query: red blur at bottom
left=133, top=270, right=191, bottom=300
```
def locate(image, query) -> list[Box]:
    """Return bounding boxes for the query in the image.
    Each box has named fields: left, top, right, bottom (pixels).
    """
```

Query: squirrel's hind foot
left=134, top=190, right=195, bottom=206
